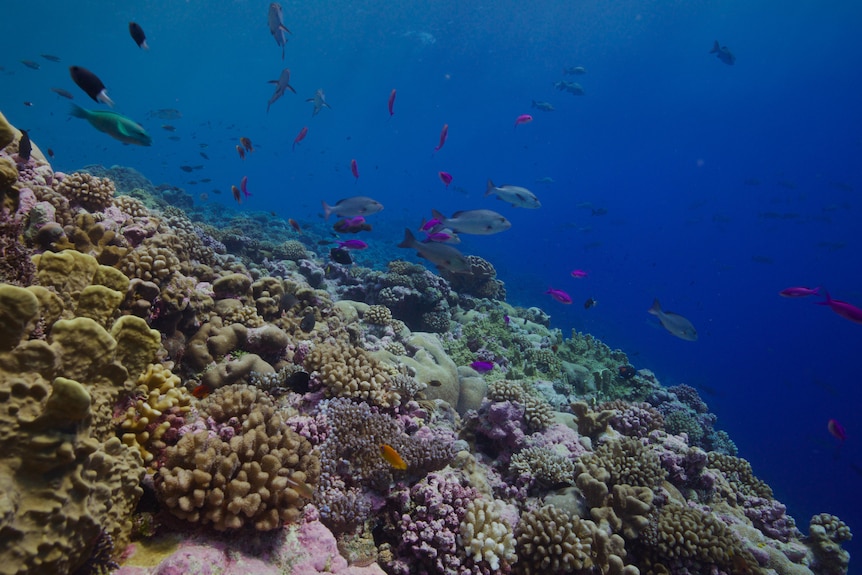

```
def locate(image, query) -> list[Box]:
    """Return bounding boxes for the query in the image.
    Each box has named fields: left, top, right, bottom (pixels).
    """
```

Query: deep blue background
left=3, top=0, right=860, bottom=561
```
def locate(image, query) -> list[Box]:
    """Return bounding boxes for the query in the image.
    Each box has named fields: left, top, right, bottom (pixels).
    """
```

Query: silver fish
left=431, top=208, right=511, bottom=235
left=648, top=299, right=697, bottom=341
left=531, top=100, right=555, bottom=112
left=563, top=66, right=586, bottom=75
left=321, top=196, right=383, bottom=220
left=268, top=3, right=291, bottom=60
left=306, top=89, right=332, bottom=116
left=267, top=68, right=296, bottom=113
left=398, top=229, right=471, bottom=274
left=485, top=179, right=541, bottom=209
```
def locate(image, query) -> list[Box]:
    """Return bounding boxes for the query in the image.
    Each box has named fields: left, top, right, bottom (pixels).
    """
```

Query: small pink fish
left=817, top=291, right=862, bottom=324
left=546, top=288, right=572, bottom=304
left=419, top=217, right=442, bottom=232
left=388, top=89, right=396, bottom=117
left=779, top=286, right=820, bottom=298
left=350, top=159, right=359, bottom=182
left=570, top=269, right=589, bottom=279
left=828, top=419, right=846, bottom=441
left=423, top=231, right=456, bottom=243
left=293, top=126, right=308, bottom=150
left=344, top=216, right=366, bottom=226
left=240, top=176, right=251, bottom=198
left=470, top=360, right=495, bottom=373
left=434, top=123, right=448, bottom=153
left=337, top=239, right=368, bottom=250
left=438, top=171, right=453, bottom=188
left=514, top=114, right=533, bottom=127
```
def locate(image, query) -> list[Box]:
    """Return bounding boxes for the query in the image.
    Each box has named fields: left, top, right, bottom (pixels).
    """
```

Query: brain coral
left=155, top=384, right=320, bottom=531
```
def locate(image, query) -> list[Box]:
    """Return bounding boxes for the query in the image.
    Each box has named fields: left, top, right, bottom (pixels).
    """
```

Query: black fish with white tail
left=69, top=66, right=114, bottom=107
left=129, top=22, right=149, bottom=49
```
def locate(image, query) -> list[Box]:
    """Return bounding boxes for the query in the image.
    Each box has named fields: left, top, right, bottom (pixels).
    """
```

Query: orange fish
left=236, top=145, right=245, bottom=160
left=232, top=185, right=242, bottom=204
left=288, top=218, right=301, bottom=233
left=240, top=137, right=254, bottom=152
left=380, top=444, right=407, bottom=470
left=192, top=384, right=211, bottom=399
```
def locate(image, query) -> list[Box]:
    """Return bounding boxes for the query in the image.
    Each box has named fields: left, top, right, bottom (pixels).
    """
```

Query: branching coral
left=458, top=497, right=517, bottom=571
left=304, top=340, right=399, bottom=408
left=56, top=171, right=116, bottom=211
left=488, top=380, right=554, bottom=432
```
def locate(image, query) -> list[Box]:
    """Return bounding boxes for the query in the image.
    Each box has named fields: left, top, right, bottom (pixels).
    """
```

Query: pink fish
left=240, top=176, right=251, bottom=198
left=546, top=288, right=572, bottom=304
left=423, top=231, right=456, bottom=243
left=779, top=286, right=820, bottom=298
left=344, top=216, right=366, bottom=226
left=388, top=89, right=396, bottom=117
left=570, top=269, right=589, bottom=279
left=350, top=159, right=359, bottom=182
left=828, top=419, right=846, bottom=441
left=293, top=126, right=308, bottom=150
left=434, top=123, right=449, bottom=153
left=337, top=239, right=368, bottom=250
left=419, top=217, right=442, bottom=232
left=514, top=114, right=533, bottom=127
left=438, top=171, right=453, bottom=188
left=817, top=291, right=862, bottom=324
left=470, top=360, right=495, bottom=373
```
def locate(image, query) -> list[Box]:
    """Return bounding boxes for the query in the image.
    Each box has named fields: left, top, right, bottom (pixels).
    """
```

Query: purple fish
left=470, top=361, right=495, bottom=373
left=779, top=286, right=820, bottom=298
left=337, top=239, right=368, bottom=250
left=817, top=291, right=862, bottom=324
left=420, top=217, right=443, bottom=232
left=504, top=315, right=510, bottom=325
left=423, top=232, right=455, bottom=243
left=828, top=419, right=846, bottom=442
left=545, top=288, right=572, bottom=304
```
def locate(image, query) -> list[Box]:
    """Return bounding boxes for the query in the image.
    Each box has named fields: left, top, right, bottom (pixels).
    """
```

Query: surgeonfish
left=710, top=41, right=735, bottom=65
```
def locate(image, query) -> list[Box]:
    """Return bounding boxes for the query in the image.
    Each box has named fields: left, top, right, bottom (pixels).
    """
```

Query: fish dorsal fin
left=451, top=210, right=466, bottom=217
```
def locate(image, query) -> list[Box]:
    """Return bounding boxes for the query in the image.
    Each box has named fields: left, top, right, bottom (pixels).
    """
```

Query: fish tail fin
left=710, top=40, right=719, bottom=53
left=287, top=83, right=296, bottom=94
left=322, top=201, right=332, bottom=220
left=431, top=209, right=446, bottom=222
left=485, top=179, right=495, bottom=196
left=398, top=228, right=416, bottom=248
left=69, top=103, right=88, bottom=119
left=648, top=298, right=662, bottom=315
left=97, top=91, right=115, bottom=108
left=141, top=40, right=150, bottom=51
left=816, top=290, right=832, bottom=306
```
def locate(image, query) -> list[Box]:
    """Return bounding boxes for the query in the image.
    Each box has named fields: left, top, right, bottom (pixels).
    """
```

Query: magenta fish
left=350, top=159, right=359, bottom=182
left=434, top=123, right=448, bottom=153
left=817, top=291, right=862, bottom=324
left=439, top=171, right=453, bottom=188
left=423, top=231, right=456, bottom=243
left=240, top=176, right=251, bottom=198
left=571, top=269, right=589, bottom=279
left=420, top=217, right=442, bottom=232
left=546, top=288, right=572, bottom=304
left=828, top=419, right=846, bottom=441
left=388, top=89, right=396, bottom=117
left=779, top=286, right=820, bottom=297
left=337, top=239, right=368, bottom=250
left=470, top=361, right=495, bottom=373
left=514, top=114, right=533, bottom=127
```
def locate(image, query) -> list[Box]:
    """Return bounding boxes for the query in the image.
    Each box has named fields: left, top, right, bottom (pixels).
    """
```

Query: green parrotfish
left=69, top=104, right=152, bottom=146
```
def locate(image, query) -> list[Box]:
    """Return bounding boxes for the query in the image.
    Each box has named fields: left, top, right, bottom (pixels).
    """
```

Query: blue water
left=3, top=0, right=860, bottom=561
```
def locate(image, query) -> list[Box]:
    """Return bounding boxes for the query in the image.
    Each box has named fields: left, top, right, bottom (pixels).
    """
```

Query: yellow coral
left=304, top=341, right=398, bottom=408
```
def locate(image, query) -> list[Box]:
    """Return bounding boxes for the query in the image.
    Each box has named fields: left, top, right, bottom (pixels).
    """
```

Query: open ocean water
left=2, top=0, right=860, bottom=566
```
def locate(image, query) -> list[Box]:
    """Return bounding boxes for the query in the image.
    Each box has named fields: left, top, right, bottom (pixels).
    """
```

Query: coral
left=580, top=437, right=666, bottom=490
left=364, top=304, right=393, bottom=326
left=441, top=255, right=506, bottom=300
left=56, top=171, right=116, bottom=211
left=570, top=400, right=616, bottom=439
left=274, top=239, right=308, bottom=261
left=602, top=400, right=664, bottom=439
left=589, top=484, right=654, bottom=541
left=488, top=380, right=553, bottom=432
left=304, top=341, right=399, bottom=408
left=458, top=497, right=517, bottom=571
left=805, top=513, right=852, bottom=575
left=155, top=384, right=320, bottom=531
left=707, top=452, right=773, bottom=500
left=514, top=504, right=595, bottom=574
left=509, top=445, right=575, bottom=488
left=0, top=110, right=15, bottom=149
left=119, top=233, right=182, bottom=286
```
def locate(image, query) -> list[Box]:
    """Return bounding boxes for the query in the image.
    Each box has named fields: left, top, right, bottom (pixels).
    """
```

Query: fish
left=267, top=2, right=292, bottom=60
left=431, top=208, right=511, bottom=235
left=240, top=137, right=254, bottom=152
left=47, top=148, right=55, bottom=159
left=161, top=124, right=176, bottom=132
left=817, top=291, right=862, bottom=325
left=710, top=41, right=735, bottom=65
left=648, top=299, right=698, bottom=341
left=69, top=65, right=114, bottom=107
left=563, top=66, right=586, bottom=75
left=236, top=145, right=245, bottom=160
left=267, top=68, right=297, bottom=112
left=293, top=126, right=308, bottom=150
left=288, top=218, right=301, bottom=233
left=828, top=419, right=846, bottom=442
left=18, top=130, right=32, bottom=162
left=200, top=153, right=209, bottom=160
left=300, top=310, right=316, bottom=332
left=434, top=123, right=449, bottom=153
left=514, top=114, right=533, bottom=127
left=179, top=165, right=194, bottom=172
left=333, top=217, right=372, bottom=234
left=322, top=196, right=383, bottom=220
left=485, top=179, right=541, bottom=208
left=23, top=102, right=34, bottom=107
left=553, top=80, right=585, bottom=95
left=286, top=475, right=314, bottom=499
left=69, top=104, right=151, bottom=145
left=423, top=230, right=460, bottom=244
left=40, top=54, right=62, bottom=62
left=50, top=87, right=74, bottom=99
left=240, top=175, right=250, bottom=197
left=546, top=288, right=572, bottom=304
left=129, top=22, right=149, bottom=49
left=571, top=269, right=589, bottom=279
left=192, top=384, right=211, bottom=399
left=330, top=247, right=353, bottom=265
left=398, top=228, right=471, bottom=274
left=147, top=108, right=182, bottom=120
left=438, top=171, right=453, bottom=188
left=388, top=89, right=396, bottom=116
left=306, top=89, right=332, bottom=116
left=535, top=176, right=555, bottom=184
left=350, top=159, right=359, bottom=182
left=419, top=218, right=442, bottom=232
left=168, top=136, right=181, bottom=141
left=531, top=100, right=555, bottom=112
left=20, top=60, right=40, bottom=70
left=380, top=444, right=407, bottom=470
left=470, top=361, right=494, bottom=373
left=584, top=297, right=597, bottom=310
left=232, top=185, right=241, bottom=204
left=779, top=286, right=820, bottom=298
left=286, top=370, right=310, bottom=393
left=337, top=239, right=368, bottom=250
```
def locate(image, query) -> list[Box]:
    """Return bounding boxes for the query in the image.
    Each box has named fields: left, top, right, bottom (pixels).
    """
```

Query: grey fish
left=306, top=89, right=332, bottom=116
left=431, top=208, right=511, bottom=235
left=268, top=2, right=291, bottom=60
left=563, top=66, right=586, bottom=75
left=21, top=60, right=40, bottom=70
left=553, top=80, right=585, bottom=95
left=398, top=228, right=471, bottom=274
left=485, top=179, right=541, bottom=209
left=531, top=100, right=555, bottom=112
left=18, top=130, right=32, bottom=161
left=710, top=40, right=735, bottom=65
left=535, top=176, right=554, bottom=184
left=69, top=104, right=152, bottom=146
left=147, top=108, right=182, bottom=120
left=267, top=68, right=296, bottom=113
left=50, top=87, right=74, bottom=99
left=648, top=299, right=697, bottom=341
left=41, top=54, right=62, bottom=62
left=321, top=196, right=383, bottom=220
